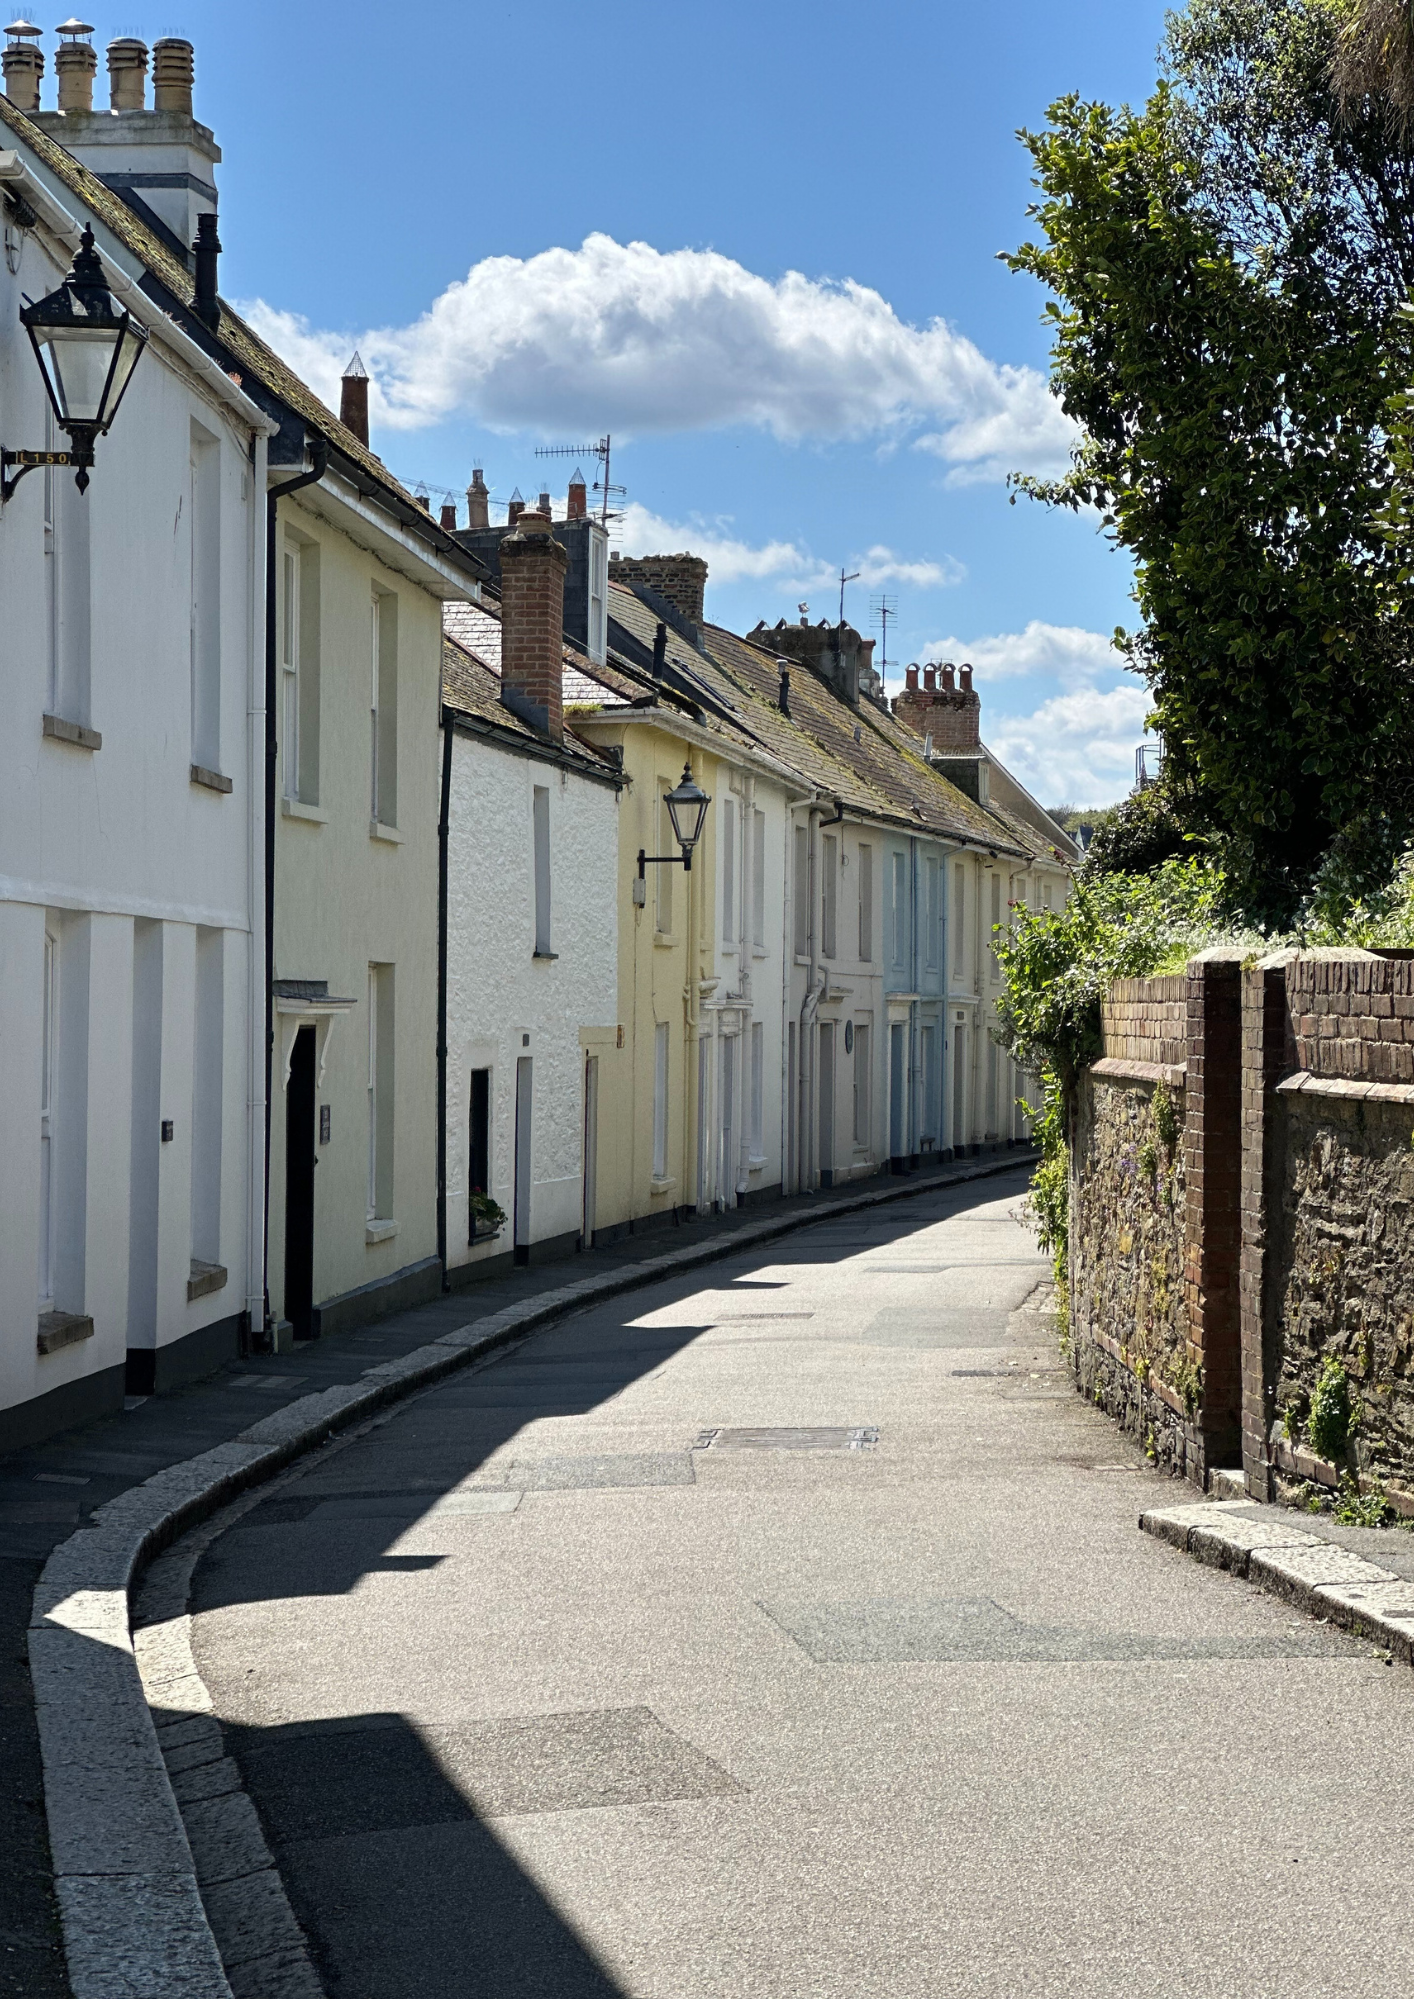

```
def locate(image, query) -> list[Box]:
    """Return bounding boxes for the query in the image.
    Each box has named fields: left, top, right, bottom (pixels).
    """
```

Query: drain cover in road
left=760, top=1594, right=1363, bottom=1662
left=695, top=1427, right=878, bottom=1451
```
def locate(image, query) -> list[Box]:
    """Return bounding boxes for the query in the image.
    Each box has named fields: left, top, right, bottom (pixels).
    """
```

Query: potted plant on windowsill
left=469, top=1191, right=507, bottom=1243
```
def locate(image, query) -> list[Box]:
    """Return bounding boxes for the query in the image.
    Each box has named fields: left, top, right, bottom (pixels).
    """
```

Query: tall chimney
left=2, top=21, right=43, bottom=113
left=466, top=469, right=489, bottom=530
left=151, top=36, right=193, bottom=113
left=566, top=467, right=587, bottom=520
left=506, top=488, right=525, bottom=528
left=439, top=502, right=458, bottom=531
left=106, top=36, right=147, bottom=109
left=892, top=659, right=981, bottom=751
left=55, top=20, right=97, bottom=113
left=499, top=511, right=566, bottom=742
left=339, top=352, right=369, bottom=445
left=192, top=210, right=220, bottom=328
left=537, top=488, right=552, bottom=518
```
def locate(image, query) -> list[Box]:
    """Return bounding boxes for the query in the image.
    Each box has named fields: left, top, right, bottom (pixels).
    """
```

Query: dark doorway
left=285, top=1024, right=317, bottom=1339
left=468, top=1067, right=490, bottom=1245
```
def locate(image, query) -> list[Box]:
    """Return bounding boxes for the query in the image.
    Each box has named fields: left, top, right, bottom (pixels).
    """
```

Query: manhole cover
left=694, top=1427, right=878, bottom=1451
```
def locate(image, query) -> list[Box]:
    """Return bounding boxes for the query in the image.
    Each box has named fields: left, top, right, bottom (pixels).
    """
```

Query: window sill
left=43, top=713, right=101, bottom=752
left=654, top=931, right=679, bottom=949
left=649, top=1176, right=677, bottom=1196
left=748, top=1154, right=767, bottom=1171
left=283, top=797, right=327, bottom=824
left=38, top=1310, right=93, bottom=1355
left=532, top=949, right=558, bottom=961
left=366, top=1218, right=399, bottom=1245
left=188, top=1259, right=228, bottom=1301
left=752, top=945, right=769, bottom=959
left=191, top=764, right=232, bottom=795
left=370, top=821, right=404, bottom=844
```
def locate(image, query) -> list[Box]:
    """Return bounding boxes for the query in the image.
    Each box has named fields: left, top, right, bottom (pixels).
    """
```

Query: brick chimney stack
left=466, top=469, right=489, bottom=530
left=566, top=468, right=587, bottom=521
left=892, top=660, right=981, bottom=750
left=439, top=503, right=458, bottom=531
left=2, top=22, right=44, bottom=112
left=340, top=352, right=369, bottom=445
left=499, top=510, right=566, bottom=742
left=608, top=551, right=707, bottom=628
left=55, top=21, right=97, bottom=113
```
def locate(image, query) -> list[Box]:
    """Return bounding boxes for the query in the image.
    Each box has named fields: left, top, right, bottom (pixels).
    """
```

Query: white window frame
left=282, top=545, right=300, bottom=800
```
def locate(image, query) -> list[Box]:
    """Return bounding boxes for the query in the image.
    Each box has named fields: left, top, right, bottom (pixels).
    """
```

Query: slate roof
left=440, top=635, right=620, bottom=780
left=0, top=92, right=480, bottom=576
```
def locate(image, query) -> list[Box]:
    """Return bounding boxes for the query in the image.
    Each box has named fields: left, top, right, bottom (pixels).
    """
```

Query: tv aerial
left=870, top=593, right=898, bottom=690
left=534, top=434, right=624, bottom=531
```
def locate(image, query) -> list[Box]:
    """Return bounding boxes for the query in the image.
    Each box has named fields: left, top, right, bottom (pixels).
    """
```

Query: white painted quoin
left=441, top=614, right=620, bottom=1275
left=0, top=123, right=271, bottom=1446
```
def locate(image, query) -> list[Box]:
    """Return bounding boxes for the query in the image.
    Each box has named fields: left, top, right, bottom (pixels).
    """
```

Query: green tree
left=1081, top=778, right=1202, bottom=877
left=1007, top=1, right=1414, bottom=926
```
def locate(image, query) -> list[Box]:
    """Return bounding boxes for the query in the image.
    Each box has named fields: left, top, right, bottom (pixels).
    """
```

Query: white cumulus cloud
left=986, top=684, right=1154, bottom=807
left=241, top=234, right=1076, bottom=479
left=921, top=620, right=1124, bottom=688
left=618, top=503, right=962, bottom=594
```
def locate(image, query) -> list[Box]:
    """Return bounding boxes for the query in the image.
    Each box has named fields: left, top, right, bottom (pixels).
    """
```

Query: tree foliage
left=1007, top=0, right=1414, bottom=926
left=1081, top=778, right=1201, bottom=877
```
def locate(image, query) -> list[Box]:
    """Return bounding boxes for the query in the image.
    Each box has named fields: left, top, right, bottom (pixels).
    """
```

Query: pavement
left=0, top=1149, right=1031, bottom=2000
left=167, top=1167, right=1414, bottom=1999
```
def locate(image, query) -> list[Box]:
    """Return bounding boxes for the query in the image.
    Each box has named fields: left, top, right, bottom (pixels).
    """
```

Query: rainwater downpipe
left=779, top=792, right=815, bottom=1194
left=261, top=438, right=328, bottom=1334
left=799, top=804, right=824, bottom=1190
left=737, top=773, right=755, bottom=1195
left=436, top=713, right=453, bottom=1286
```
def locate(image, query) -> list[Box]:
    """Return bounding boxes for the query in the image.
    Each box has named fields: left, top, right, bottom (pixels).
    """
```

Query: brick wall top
left=1101, top=974, right=1189, bottom=1069
left=1285, top=950, right=1414, bottom=1087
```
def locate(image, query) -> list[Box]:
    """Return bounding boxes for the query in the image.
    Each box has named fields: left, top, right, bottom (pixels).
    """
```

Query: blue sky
left=120, top=0, right=1171, bottom=804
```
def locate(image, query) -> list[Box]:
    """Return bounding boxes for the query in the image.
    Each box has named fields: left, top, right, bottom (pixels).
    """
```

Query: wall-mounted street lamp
left=2, top=225, right=147, bottom=504
left=636, top=763, right=711, bottom=882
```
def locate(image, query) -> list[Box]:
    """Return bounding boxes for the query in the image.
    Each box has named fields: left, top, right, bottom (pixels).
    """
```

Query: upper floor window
left=821, top=835, right=838, bottom=960
left=533, top=785, right=552, bottom=955
left=857, top=844, right=873, bottom=962
left=952, top=862, right=967, bottom=975
left=924, top=856, right=939, bottom=971
left=752, top=810, right=766, bottom=949
left=891, top=851, right=907, bottom=969
left=370, top=589, right=398, bottom=830
left=190, top=423, right=221, bottom=773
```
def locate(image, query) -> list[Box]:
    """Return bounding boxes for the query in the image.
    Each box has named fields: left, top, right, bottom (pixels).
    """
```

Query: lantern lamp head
left=20, top=226, right=147, bottom=491
left=664, top=763, right=710, bottom=858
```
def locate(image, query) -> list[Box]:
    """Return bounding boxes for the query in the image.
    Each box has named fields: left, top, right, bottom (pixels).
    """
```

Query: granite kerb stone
left=32, top=1147, right=1032, bottom=1999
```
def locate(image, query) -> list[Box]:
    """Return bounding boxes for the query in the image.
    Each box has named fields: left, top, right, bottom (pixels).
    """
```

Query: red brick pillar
left=1239, top=952, right=1296, bottom=1498
left=499, top=511, right=567, bottom=741
left=1184, top=951, right=1244, bottom=1478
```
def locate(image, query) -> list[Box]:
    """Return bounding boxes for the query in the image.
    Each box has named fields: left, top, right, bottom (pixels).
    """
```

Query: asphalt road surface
left=186, top=1170, right=1414, bottom=1997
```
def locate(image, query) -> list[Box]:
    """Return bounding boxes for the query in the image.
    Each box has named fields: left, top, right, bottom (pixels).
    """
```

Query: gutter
left=261, top=438, right=329, bottom=1337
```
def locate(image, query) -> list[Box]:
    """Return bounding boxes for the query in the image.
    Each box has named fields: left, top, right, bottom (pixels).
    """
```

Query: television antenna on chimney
left=837, top=566, right=860, bottom=628
left=534, top=434, right=624, bottom=531
left=870, top=593, right=898, bottom=690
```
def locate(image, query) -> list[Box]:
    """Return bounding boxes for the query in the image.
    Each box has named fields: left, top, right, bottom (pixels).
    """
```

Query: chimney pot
left=2, top=21, right=43, bottom=113
left=466, top=468, right=489, bottom=530
left=566, top=467, right=587, bottom=521
left=106, top=35, right=147, bottom=110
left=339, top=351, right=369, bottom=445
left=905, top=665, right=919, bottom=692
left=151, top=35, right=192, bottom=113
left=507, top=487, right=524, bottom=527
left=960, top=664, right=973, bottom=692
left=55, top=21, right=96, bottom=112
left=439, top=502, right=458, bottom=531
left=500, top=510, right=569, bottom=742
left=192, top=210, right=220, bottom=329
left=941, top=663, right=955, bottom=691
left=537, top=489, right=552, bottom=518
left=923, top=666, right=936, bottom=692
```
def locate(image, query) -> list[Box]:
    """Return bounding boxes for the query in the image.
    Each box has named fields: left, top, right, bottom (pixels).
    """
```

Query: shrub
left=1307, top=1356, right=1354, bottom=1460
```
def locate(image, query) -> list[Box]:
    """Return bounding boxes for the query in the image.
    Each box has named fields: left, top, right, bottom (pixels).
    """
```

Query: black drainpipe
left=262, top=437, right=328, bottom=1340
left=436, top=710, right=453, bottom=1289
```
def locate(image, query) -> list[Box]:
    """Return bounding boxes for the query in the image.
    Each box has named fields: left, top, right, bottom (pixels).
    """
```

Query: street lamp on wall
left=636, top=763, right=711, bottom=883
left=2, top=225, right=148, bottom=504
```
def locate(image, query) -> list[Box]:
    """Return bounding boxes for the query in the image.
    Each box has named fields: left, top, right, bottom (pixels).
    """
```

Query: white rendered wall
left=0, top=202, right=259, bottom=1428
left=444, top=733, right=619, bottom=1270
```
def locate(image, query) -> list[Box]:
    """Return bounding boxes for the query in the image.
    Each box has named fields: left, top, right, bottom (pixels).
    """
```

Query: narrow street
left=179, top=1170, right=1414, bottom=1998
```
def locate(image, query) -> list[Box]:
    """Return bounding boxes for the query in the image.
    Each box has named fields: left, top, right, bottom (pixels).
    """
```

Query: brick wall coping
left=1275, top=1070, right=1414, bottom=1107
left=1106, top=975, right=1190, bottom=1003
left=1090, top=1057, right=1187, bottom=1089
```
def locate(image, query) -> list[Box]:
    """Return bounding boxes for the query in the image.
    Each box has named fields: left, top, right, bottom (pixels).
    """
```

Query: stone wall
left=1242, top=951, right=1414, bottom=1509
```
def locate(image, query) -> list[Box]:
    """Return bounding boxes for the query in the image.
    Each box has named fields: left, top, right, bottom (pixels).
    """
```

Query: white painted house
left=441, top=512, right=621, bottom=1276
left=0, top=80, right=272, bottom=1446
